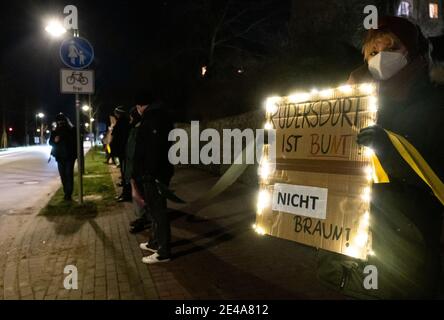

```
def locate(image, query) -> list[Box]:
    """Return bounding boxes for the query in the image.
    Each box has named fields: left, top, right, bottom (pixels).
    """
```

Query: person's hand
left=357, top=125, right=390, bottom=151
left=54, top=136, right=61, bottom=143
left=131, top=181, right=145, bottom=208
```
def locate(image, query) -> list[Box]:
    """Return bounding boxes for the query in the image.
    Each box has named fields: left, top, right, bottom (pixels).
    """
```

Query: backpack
left=316, top=250, right=380, bottom=300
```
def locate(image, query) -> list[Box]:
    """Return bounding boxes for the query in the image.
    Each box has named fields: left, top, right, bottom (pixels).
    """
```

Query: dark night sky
left=0, top=0, right=290, bottom=141
left=1, top=0, right=148, bottom=122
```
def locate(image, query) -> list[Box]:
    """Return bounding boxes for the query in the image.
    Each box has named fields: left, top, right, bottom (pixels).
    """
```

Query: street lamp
left=36, top=113, right=45, bottom=145
left=82, top=105, right=94, bottom=136
left=45, top=20, right=67, bottom=38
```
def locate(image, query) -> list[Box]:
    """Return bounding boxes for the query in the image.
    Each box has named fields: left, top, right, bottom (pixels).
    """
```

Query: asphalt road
left=0, top=146, right=60, bottom=216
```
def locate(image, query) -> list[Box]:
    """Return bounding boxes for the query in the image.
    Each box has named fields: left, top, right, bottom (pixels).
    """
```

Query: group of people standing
left=107, top=92, right=175, bottom=265
left=50, top=91, right=175, bottom=265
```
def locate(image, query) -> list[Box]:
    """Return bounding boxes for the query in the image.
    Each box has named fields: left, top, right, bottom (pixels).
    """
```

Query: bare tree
left=205, top=0, right=279, bottom=68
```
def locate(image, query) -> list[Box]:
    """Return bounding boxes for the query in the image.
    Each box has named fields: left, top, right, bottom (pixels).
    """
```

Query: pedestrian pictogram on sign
left=60, top=37, right=94, bottom=70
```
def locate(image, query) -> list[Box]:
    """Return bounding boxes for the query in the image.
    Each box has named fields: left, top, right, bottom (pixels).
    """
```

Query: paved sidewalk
left=0, top=162, right=346, bottom=300
left=128, top=167, right=346, bottom=300
left=0, top=167, right=158, bottom=300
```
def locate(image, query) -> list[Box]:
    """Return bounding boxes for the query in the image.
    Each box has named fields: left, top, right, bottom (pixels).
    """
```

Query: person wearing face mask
left=317, top=17, right=444, bottom=299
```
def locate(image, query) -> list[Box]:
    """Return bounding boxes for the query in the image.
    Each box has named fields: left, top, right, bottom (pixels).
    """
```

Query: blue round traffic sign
left=60, top=37, right=94, bottom=70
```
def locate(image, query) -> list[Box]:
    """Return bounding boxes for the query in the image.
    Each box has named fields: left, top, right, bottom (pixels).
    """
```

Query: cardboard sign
left=272, top=183, right=328, bottom=219
left=256, top=85, right=377, bottom=260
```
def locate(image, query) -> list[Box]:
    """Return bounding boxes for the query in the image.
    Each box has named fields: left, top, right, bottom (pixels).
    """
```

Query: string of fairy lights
left=255, top=83, right=378, bottom=260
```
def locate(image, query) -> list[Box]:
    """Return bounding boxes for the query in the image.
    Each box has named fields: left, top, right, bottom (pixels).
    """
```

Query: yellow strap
left=106, top=144, right=111, bottom=154
left=371, top=153, right=390, bottom=184
left=382, top=130, right=444, bottom=206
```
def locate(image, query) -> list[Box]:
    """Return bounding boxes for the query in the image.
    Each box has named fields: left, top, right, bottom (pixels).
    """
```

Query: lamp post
left=83, top=104, right=94, bottom=151
left=45, top=20, right=84, bottom=204
left=82, top=104, right=93, bottom=134
left=36, top=113, right=45, bottom=145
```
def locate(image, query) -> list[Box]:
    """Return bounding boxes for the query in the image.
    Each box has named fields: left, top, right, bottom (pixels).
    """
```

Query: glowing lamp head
left=45, top=20, right=67, bottom=38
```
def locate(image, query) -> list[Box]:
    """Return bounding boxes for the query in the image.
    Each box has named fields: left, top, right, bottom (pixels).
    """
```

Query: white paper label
left=272, top=183, right=328, bottom=219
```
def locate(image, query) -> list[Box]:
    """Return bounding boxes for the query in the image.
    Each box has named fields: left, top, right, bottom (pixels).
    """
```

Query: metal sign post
left=75, top=93, right=84, bottom=204
left=59, top=28, right=94, bottom=205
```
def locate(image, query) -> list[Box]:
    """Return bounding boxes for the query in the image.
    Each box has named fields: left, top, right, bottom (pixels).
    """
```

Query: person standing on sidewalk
left=49, top=113, right=77, bottom=201
left=103, top=114, right=117, bottom=165
left=131, top=91, right=175, bottom=265
left=111, top=107, right=131, bottom=202
left=125, top=107, right=152, bottom=234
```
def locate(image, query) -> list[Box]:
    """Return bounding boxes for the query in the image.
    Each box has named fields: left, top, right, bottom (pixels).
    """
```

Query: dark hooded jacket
left=132, top=101, right=174, bottom=185
left=369, top=59, right=443, bottom=299
left=124, top=110, right=142, bottom=184
left=49, top=121, right=77, bottom=162
left=110, top=114, right=130, bottom=158
left=323, top=56, right=444, bottom=299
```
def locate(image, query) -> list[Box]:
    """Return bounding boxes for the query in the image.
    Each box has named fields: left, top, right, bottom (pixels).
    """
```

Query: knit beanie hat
left=366, top=16, right=429, bottom=58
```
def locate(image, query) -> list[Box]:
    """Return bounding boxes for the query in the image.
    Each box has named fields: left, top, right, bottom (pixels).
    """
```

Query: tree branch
left=215, top=15, right=270, bottom=46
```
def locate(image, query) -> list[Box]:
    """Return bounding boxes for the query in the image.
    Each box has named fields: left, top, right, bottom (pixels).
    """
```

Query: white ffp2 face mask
left=368, top=51, right=408, bottom=81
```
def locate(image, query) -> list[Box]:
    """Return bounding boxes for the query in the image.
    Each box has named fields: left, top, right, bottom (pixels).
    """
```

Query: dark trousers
left=121, top=183, right=132, bottom=198
left=57, top=160, right=75, bottom=199
left=119, top=157, right=132, bottom=198
left=142, top=180, right=171, bottom=258
left=118, top=157, right=125, bottom=178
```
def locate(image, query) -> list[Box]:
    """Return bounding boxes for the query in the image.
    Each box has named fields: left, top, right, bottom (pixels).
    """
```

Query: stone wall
left=175, top=110, right=265, bottom=187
